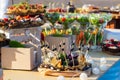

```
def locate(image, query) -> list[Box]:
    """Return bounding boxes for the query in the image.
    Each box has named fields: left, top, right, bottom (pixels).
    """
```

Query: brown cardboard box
left=1, top=47, right=35, bottom=70
left=0, top=27, right=42, bottom=69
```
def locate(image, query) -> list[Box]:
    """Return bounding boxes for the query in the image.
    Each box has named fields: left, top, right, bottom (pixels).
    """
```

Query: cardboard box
left=1, top=47, right=35, bottom=70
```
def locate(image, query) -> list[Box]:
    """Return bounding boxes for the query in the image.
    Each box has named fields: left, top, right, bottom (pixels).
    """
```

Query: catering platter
left=38, top=68, right=91, bottom=77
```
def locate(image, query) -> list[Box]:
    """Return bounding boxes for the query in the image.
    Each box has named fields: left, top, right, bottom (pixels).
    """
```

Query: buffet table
left=3, top=51, right=120, bottom=80
left=98, top=59, right=120, bottom=80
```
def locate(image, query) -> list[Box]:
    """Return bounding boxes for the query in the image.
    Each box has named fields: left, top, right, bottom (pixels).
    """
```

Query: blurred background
left=8, top=0, right=120, bottom=7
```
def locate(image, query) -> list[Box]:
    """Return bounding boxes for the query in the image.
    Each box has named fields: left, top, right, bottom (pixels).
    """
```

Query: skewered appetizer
left=40, top=42, right=91, bottom=71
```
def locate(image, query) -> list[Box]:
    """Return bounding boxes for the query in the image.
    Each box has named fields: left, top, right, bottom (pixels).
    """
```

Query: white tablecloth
left=104, top=28, right=120, bottom=40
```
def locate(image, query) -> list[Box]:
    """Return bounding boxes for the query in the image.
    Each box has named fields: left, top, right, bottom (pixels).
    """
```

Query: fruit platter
left=102, top=39, right=120, bottom=55
left=38, top=41, right=92, bottom=77
left=0, top=2, right=47, bottom=29
left=0, top=14, right=45, bottom=29
left=6, top=2, right=46, bottom=15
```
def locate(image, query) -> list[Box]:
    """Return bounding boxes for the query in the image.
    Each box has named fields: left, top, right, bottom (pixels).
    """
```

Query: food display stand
left=0, top=27, right=42, bottom=70
left=0, top=1, right=120, bottom=80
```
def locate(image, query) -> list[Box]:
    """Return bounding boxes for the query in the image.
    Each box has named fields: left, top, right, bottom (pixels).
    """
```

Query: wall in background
left=8, top=0, right=120, bottom=7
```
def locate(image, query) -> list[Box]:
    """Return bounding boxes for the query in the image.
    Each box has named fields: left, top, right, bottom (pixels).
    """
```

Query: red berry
left=106, top=44, right=110, bottom=47
left=110, top=39, right=114, bottom=42
left=61, top=17, right=66, bottom=22
left=4, top=18, right=8, bottom=22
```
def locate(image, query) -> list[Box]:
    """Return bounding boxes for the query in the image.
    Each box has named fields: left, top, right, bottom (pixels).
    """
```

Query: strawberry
left=4, top=18, right=8, bottom=22
left=61, top=17, right=66, bottom=22
left=110, top=44, right=115, bottom=47
left=110, top=39, right=114, bottom=42
left=105, top=44, right=110, bottom=47
left=117, top=42, right=120, bottom=45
